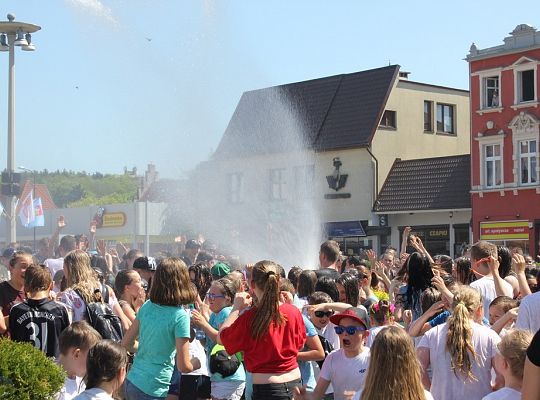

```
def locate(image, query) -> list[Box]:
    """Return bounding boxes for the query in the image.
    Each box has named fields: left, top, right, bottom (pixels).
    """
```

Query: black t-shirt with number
left=528, top=329, right=540, bottom=367
left=9, top=298, right=70, bottom=358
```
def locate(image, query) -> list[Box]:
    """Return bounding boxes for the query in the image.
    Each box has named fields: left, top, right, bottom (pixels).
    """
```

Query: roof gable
left=214, top=65, right=399, bottom=159
left=374, top=155, right=471, bottom=212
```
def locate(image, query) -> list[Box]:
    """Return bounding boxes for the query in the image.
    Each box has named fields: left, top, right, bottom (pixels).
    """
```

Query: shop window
left=436, top=103, right=455, bottom=134
left=424, top=101, right=433, bottom=132
left=519, top=139, right=537, bottom=185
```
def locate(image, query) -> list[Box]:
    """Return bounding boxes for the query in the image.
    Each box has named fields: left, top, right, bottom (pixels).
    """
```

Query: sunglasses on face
left=206, top=293, right=225, bottom=301
left=334, top=325, right=366, bottom=335
left=314, top=311, right=334, bottom=318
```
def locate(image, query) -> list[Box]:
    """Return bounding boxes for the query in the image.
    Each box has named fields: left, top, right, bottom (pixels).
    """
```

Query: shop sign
left=102, top=212, right=126, bottom=228
left=480, top=221, right=529, bottom=240
left=428, top=229, right=448, bottom=239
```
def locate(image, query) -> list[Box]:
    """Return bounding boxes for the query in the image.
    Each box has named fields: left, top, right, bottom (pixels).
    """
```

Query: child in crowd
left=356, top=325, right=433, bottom=400
left=57, top=321, right=102, bottom=400
left=483, top=329, right=533, bottom=400
left=9, top=264, right=70, bottom=358
left=366, top=299, right=399, bottom=347
left=488, top=296, right=519, bottom=336
left=294, top=309, right=370, bottom=400
left=307, top=292, right=340, bottom=350
left=191, top=277, right=246, bottom=400
left=73, top=340, right=128, bottom=400
left=417, top=286, right=502, bottom=400
left=122, top=257, right=200, bottom=399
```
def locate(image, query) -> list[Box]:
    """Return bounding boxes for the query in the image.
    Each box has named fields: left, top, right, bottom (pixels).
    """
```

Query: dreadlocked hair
left=250, top=260, right=285, bottom=340
left=446, top=286, right=482, bottom=381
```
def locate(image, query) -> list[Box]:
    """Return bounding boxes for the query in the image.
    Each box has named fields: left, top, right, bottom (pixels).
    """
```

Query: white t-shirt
left=58, top=287, right=118, bottom=322
left=57, top=376, right=84, bottom=400
left=184, top=338, right=209, bottom=377
left=365, top=325, right=403, bottom=348
left=418, top=321, right=500, bottom=400
left=482, top=387, right=521, bottom=400
left=319, top=347, right=370, bottom=400
left=72, top=388, right=113, bottom=400
left=470, top=276, right=513, bottom=319
left=316, top=322, right=341, bottom=350
left=516, top=291, right=540, bottom=334
left=45, top=257, right=64, bottom=278
left=353, top=389, right=433, bottom=400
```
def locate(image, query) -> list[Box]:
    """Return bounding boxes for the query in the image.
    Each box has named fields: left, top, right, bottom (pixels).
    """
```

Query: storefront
left=479, top=220, right=531, bottom=254
left=400, top=224, right=470, bottom=257
left=324, top=220, right=390, bottom=257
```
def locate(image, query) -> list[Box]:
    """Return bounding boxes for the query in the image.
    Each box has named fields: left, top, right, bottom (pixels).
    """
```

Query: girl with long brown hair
left=417, top=286, right=502, bottom=399
left=218, top=260, right=306, bottom=400
left=358, top=325, right=432, bottom=400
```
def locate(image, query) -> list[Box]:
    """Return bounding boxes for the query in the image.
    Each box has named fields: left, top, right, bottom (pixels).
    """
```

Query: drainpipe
left=366, top=146, right=379, bottom=207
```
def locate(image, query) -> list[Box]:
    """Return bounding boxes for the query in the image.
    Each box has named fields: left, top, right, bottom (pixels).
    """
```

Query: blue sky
left=0, top=0, right=537, bottom=178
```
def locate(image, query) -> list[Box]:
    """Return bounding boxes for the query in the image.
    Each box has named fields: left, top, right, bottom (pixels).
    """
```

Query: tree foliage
left=21, top=169, right=139, bottom=208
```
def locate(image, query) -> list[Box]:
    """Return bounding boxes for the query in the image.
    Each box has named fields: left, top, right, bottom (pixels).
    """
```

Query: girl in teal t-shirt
left=122, top=257, right=200, bottom=399
left=191, top=278, right=246, bottom=400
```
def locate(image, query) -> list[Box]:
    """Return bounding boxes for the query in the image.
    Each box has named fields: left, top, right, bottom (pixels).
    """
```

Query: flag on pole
left=28, top=197, right=44, bottom=228
left=18, top=191, right=35, bottom=228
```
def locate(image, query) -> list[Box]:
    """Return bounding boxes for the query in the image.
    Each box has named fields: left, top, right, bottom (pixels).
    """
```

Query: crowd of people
left=1, top=221, right=540, bottom=400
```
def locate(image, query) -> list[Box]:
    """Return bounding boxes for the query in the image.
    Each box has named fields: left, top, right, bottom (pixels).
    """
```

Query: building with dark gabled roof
left=374, top=155, right=471, bottom=256
left=188, top=65, right=470, bottom=262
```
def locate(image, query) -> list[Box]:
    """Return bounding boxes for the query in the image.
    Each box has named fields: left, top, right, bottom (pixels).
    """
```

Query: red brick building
left=467, top=24, right=540, bottom=255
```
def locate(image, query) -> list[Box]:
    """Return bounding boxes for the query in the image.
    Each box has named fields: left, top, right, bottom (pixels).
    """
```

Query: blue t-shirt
left=208, top=306, right=246, bottom=382
left=127, top=301, right=190, bottom=398
left=299, top=314, right=317, bottom=390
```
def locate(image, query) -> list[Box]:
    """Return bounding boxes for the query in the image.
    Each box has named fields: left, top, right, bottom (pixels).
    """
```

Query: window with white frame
left=436, top=103, right=455, bottom=134
left=482, top=76, right=500, bottom=108
left=270, top=168, right=286, bottom=200
left=484, top=144, right=502, bottom=187
left=294, top=164, right=315, bottom=198
left=519, top=139, right=537, bottom=185
left=227, top=173, right=243, bottom=203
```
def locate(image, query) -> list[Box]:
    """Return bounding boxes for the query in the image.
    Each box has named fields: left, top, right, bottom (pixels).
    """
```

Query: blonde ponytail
left=445, top=287, right=481, bottom=381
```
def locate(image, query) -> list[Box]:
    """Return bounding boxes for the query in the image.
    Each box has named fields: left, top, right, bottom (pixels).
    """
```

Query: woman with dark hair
left=455, top=257, right=474, bottom=285
left=218, top=260, right=306, bottom=400
left=188, top=263, right=213, bottom=301
left=498, top=245, right=519, bottom=298
left=297, top=270, right=317, bottom=308
left=314, top=276, right=340, bottom=303
left=433, top=255, right=453, bottom=276
left=400, top=252, right=433, bottom=321
left=336, top=273, right=359, bottom=307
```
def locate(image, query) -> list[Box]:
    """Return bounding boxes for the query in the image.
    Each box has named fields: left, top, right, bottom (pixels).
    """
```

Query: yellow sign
left=102, top=212, right=126, bottom=228
left=480, top=220, right=529, bottom=240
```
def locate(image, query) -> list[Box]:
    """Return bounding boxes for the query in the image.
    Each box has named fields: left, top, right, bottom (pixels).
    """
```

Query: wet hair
left=446, top=286, right=482, bottom=380
left=59, top=321, right=102, bottom=355
left=211, top=277, right=237, bottom=304
left=336, top=273, right=359, bottom=307
left=287, top=266, right=302, bottom=291
left=188, top=263, right=213, bottom=301
left=498, top=329, right=533, bottom=380
left=24, top=264, right=52, bottom=293
left=433, top=255, right=453, bottom=275
left=308, top=291, right=332, bottom=305
left=489, top=296, right=519, bottom=313
left=64, top=250, right=101, bottom=304
left=250, top=260, right=284, bottom=340
left=320, top=240, right=340, bottom=263
left=369, top=299, right=393, bottom=325
left=297, top=270, right=317, bottom=298
left=455, top=257, right=474, bottom=285
left=149, top=257, right=197, bottom=306
left=9, top=249, right=34, bottom=268
left=361, top=326, right=426, bottom=400
left=420, top=287, right=442, bottom=314
left=496, top=246, right=512, bottom=278
left=85, top=340, right=127, bottom=390
left=314, top=276, right=339, bottom=302
left=405, top=252, right=433, bottom=311
left=114, top=270, right=139, bottom=297
left=470, top=241, right=497, bottom=262
left=225, top=271, right=244, bottom=293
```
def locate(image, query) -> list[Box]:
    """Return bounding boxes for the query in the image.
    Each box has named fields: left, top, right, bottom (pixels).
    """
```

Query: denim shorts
left=124, top=379, right=165, bottom=400
left=251, top=379, right=302, bottom=400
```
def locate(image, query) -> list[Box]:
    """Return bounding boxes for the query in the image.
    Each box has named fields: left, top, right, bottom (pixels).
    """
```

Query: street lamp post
left=19, top=166, right=35, bottom=251
left=0, top=14, right=40, bottom=244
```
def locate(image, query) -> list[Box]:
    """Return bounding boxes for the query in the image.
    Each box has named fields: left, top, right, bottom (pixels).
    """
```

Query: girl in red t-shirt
left=218, top=260, right=306, bottom=400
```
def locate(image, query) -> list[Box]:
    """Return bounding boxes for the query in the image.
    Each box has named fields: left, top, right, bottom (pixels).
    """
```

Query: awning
left=324, top=221, right=366, bottom=237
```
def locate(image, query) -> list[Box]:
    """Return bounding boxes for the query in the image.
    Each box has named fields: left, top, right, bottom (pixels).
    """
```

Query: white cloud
left=64, top=0, right=118, bottom=26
